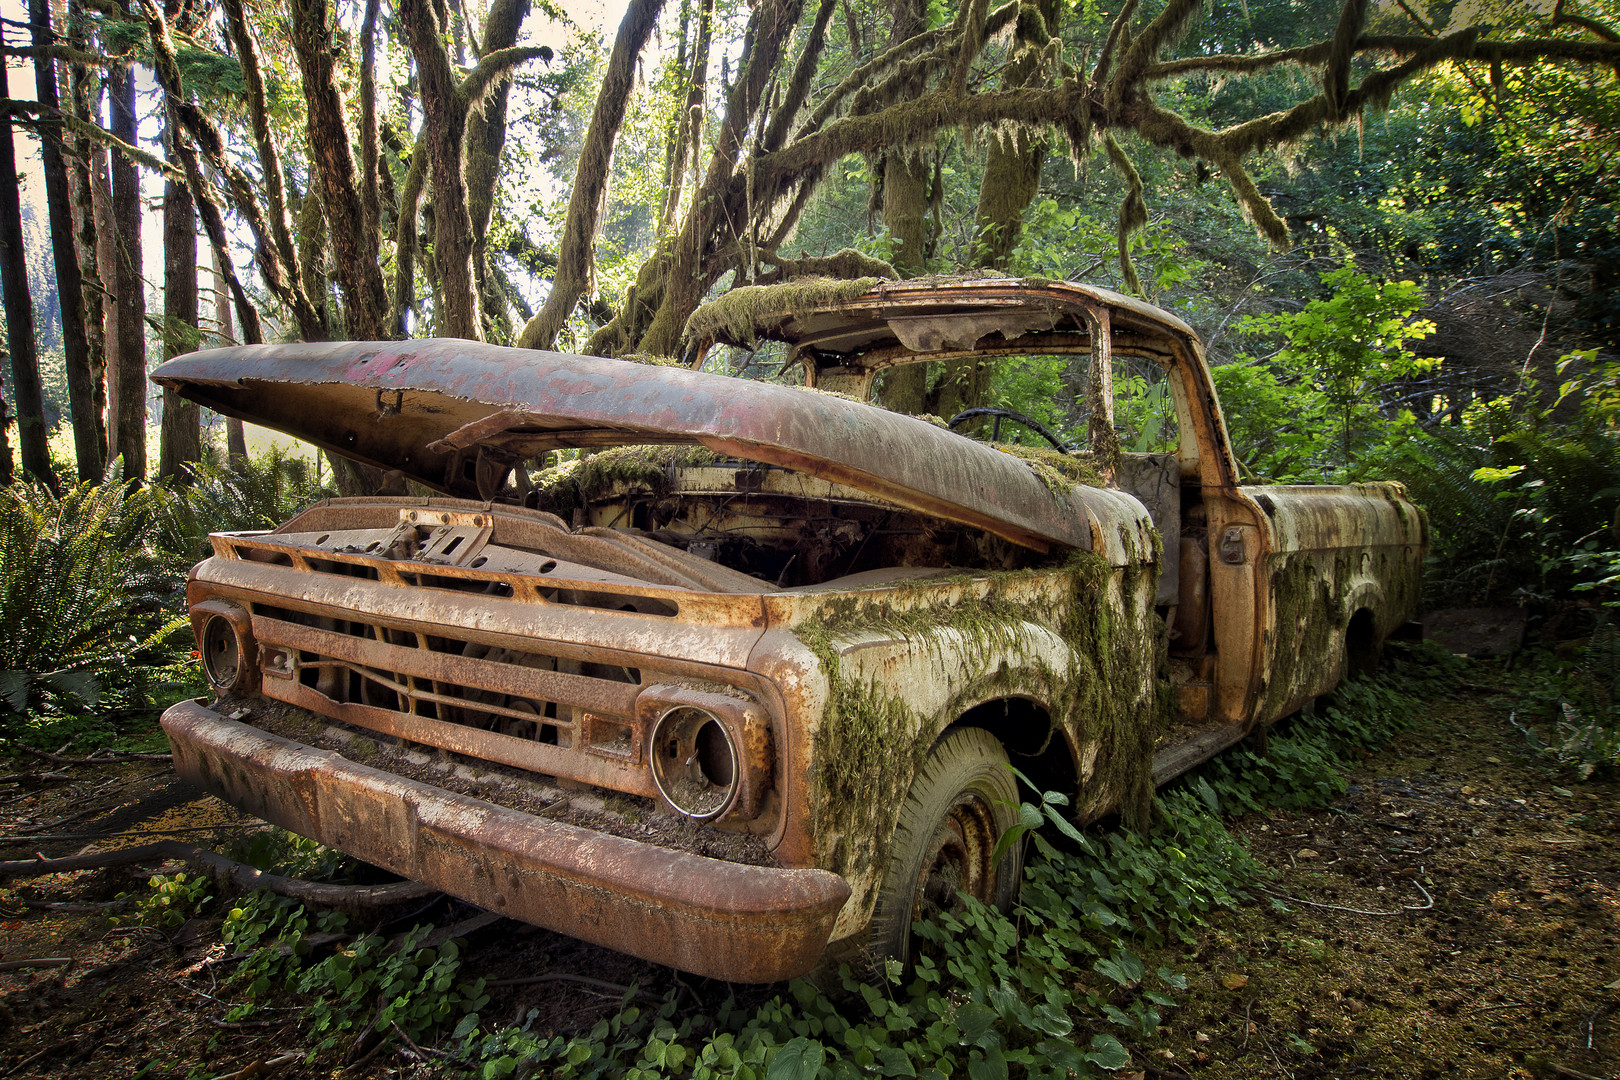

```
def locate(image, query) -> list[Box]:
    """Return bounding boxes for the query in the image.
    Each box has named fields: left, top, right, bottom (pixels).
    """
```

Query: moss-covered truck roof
left=150, top=339, right=1153, bottom=557
left=682, top=276, right=1198, bottom=369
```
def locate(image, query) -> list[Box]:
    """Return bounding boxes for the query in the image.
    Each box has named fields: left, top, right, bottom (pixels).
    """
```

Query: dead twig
left=1, top=1040, right=72, bottom=1078
left=484, top=971, right=661, bottom=1001
left=15, top=745, right=173, bottom=765
left=1468, top=1001, right=1531, bottom=1014
left=391, top=1021, right=455, bottom=1061
left=1258, top=880, right=1433, bottom=916
left=25, top=899, right=131, bottom=913
left=210, top=1051, right=301, bottom=1080
left=0, top=840, right=437, bottom=913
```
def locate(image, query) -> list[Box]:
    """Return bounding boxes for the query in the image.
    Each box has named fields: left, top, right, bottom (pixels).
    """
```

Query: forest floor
left=0, top=664, right=1615, bottom=1080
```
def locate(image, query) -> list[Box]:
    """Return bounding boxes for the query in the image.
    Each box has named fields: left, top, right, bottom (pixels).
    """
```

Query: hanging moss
left=993, top=443, right=1108, bottom=493
left=682, top=276, right=888, bottom=347
left=528, top=443, right=720, bottom=515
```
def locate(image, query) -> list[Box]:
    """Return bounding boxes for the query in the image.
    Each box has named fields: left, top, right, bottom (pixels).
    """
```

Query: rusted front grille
left=247, top=602, right=660, bottom=798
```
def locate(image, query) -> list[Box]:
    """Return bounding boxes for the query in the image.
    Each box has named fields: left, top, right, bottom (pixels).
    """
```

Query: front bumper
left=162, top=699, right=849, bottom=982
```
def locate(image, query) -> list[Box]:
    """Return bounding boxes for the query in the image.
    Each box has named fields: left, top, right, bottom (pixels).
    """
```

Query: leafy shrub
left=0, top=478, right=188, bottom=724
left=1215, top=266, right=1436, bottom=482
left=1510, top=623, right=1620, bottom=779
left=113, top=872, right=213, bottom=929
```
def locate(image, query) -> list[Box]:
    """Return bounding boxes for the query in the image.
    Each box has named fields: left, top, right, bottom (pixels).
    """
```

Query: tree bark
left=400, top=0, right=483, bottom=340
left=515, top=0, right=665, bottom=351
left=876, top=0, right=931, bottom=415
left=218, top=0, right=323, bottom=340
left=466, top=0, right=532, bottom=343
left=66, top=8, right=108, bottom=471
left=0, top=56, right=52, bottom=487
left=288, top=0, right=392, bottom=341
left=209, top=245, right=248, bottom=466
left=31, top=0, right=99, bottom=482
left=108, top=63, right=147, bottom=481
left=158, top=173, right=199, bottom=483
left=90, top=93, right=117, bottom=463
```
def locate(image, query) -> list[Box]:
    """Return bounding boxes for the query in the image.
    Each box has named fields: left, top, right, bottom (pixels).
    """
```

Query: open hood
left=151, top=339, right=1149, bottom=553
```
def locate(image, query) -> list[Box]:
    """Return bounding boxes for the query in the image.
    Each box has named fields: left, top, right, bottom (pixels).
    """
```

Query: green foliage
left=1462, top=353, right=1620, bottom=604
left=1219, top=267, right=1437, bottom=480
left=0, top=449, right=328, bottom=747
left=0, top=478, right=189, bottom=725
left=1505, top=623, right=1620, bottom=779
left=222, top=891, right=490, bottom=1057
left=113, top=872, right=213, bottom=929
left=1195, top=644, right=1461, bottom=815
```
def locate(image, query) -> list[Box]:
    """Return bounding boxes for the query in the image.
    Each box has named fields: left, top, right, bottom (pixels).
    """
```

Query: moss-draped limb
left=1103, top=133, right=1148, bottom=296
left=401, top=0, right=483, bottom=340
left=762, top=0, right=837, bottom=153
left=464, top=0, right=535, bottom=344
left=358, top=0, right=382, bottom=271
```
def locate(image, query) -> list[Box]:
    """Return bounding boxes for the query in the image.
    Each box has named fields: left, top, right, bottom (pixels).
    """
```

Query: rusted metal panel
left=193, top=556, right=769, bottom=669
left=152, top=339, right=1112, bottom=552
left=163, top=700, right=848, bottom=982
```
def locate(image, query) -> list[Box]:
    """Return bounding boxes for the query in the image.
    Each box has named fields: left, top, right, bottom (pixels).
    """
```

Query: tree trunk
left=466, top=0, right=531, bottom=343
left=0, top=57, right=54, bottom=488
left=288, top=0, right=392, bottom=341
left=32, top=0, right=99, bottom=482
left=108, top=64, right=147, bottom=481
left=218, top=0, right=323, bottom=341
left=158, top=173, right=200, bottom=483
left=514, top=0, right=665, bottom=351
left=90, top=93, right=117, bottom=463
left=210, top=246, right=248, bottom=466
left=401, top=0, right=483, bottom=340
left=875, top=0, right=931, bottom=415
left=66, top=12, right=108, bottom=471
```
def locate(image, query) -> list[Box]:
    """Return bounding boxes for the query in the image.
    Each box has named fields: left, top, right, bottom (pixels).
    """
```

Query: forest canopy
left=0, top=0, right=1614, bottom=550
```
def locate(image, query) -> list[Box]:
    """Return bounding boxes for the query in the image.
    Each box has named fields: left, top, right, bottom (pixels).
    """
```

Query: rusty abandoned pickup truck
left=151, top=278, right=1424, bottom=983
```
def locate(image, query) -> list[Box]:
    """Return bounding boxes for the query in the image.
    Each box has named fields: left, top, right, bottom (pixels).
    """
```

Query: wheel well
left=1346, top=607, right=1380, bottom=678
left=945, top=697, right=1078, bottom=800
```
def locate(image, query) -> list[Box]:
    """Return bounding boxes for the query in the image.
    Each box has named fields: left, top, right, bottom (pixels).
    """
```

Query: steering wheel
left=946, top=407, right=1076, bottom=453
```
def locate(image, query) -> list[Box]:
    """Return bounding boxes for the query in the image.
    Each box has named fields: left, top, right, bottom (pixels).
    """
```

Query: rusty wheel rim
left=911, top=792, right=1001, bottom=924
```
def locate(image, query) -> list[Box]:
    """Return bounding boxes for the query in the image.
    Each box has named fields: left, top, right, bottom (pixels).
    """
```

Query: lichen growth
left=792, top=549, right=1162, bottom=910
left=682, top=276, right=888, bottom=347
left=618, top=352, right=686, bottom=367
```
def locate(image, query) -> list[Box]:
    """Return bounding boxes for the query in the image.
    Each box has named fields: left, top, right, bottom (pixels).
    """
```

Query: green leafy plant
left=113, top=872, right=213, bottom=929
left=0, top=478, right=189, bottom=726
left=1217, top=266, right=1437, bottom=481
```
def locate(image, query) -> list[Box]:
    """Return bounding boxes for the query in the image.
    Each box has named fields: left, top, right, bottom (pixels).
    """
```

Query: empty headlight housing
left=189, top=598, right=257, bottom=694
left=639, top=686, right=772, bottom=822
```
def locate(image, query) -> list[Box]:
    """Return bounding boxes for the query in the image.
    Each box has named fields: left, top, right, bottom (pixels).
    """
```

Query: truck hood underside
left=151, top=340, right=1121, bottom=553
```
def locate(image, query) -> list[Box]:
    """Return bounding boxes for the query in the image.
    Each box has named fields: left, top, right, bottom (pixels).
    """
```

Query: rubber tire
left=866, top=727, right=1024, bottom=971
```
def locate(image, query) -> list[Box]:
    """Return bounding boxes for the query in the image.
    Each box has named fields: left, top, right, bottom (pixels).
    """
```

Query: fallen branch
left=25, top=899, right=130, bottom=913
left=0, top=840, right=438, bottom=912
left=16, top=745, right=172, bottom=765
left=0, top=957, right=71, bottom=971
left=210, top=1052, right=301, bottom=1080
